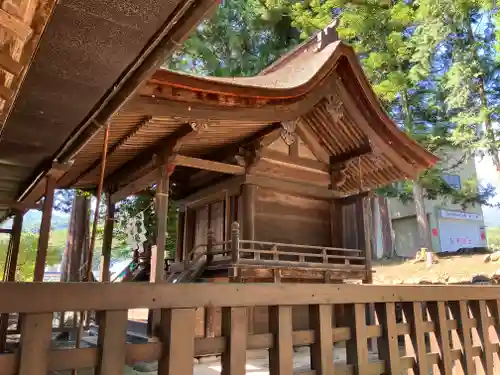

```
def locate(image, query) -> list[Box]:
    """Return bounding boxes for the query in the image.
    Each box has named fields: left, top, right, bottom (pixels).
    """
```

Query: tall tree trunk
left=65, top=195, right=90, bottom=282
left=377, top=196, right=393, bottom=258
left=413, top=182, right=432, bottom=251
left=400, top=88, right=433, bottom=252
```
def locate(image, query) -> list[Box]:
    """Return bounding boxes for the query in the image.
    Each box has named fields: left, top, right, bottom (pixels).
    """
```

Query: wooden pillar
left=362, top=194, right=376, bottom=353
left=33, top=176, right=56, bottom=282
left=100, top=197, right=115, bottom=282
left=149, top=161, right=169, bottom=338
left=241, top=184, right=256, bottom=334
left=330, top=200, right=343, bottom=248
left=241, top=184, right=256, bottom=243
left=0, top=211, right=24, bottom=352
left=7, top=211, right=23, bottom=282
left=363, top=195, right=374, bottom=284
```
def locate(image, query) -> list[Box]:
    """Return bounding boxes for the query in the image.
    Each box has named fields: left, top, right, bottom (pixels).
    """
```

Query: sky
left=475, top=153, right=500, bottom=227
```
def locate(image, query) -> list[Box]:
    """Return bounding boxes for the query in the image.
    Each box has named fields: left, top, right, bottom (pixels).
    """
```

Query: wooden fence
left=0, top=283, right=499, bottom=375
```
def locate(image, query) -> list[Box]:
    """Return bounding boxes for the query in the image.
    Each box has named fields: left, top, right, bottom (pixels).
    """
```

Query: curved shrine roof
left=56, top=28, right=438, bottom=198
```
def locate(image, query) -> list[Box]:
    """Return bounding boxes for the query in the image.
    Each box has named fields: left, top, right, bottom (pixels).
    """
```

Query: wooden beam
left=187, top=123, right=281, bottom=187
left=330, top=145, right=372, bottom=165
left=335, top=82, right=417, bottom=177
left=0, top=51, right=23, bottom=76
left=0, top=9, right=33, bottom=42
left=111, top=150, right=245, bottom=203
left=0, top=84, right=13, bottom=101
left=245, top=174, right=340, bottom=199
left=110, top=169, right=160, bottom=203
left=260, top=149, right=329, bottom=174
left=124, top=73, right=335, bottom=123
left=20, top=162, right=73, bottom=206
left=105, top=124, right=196, bottom=191
left=259, top=128, right=282, bottom=148
left=295, top=120, right=330, bottom=164
left=172, top=155, right=245, bottom=175
left=72, top=116, right=153, bottom=187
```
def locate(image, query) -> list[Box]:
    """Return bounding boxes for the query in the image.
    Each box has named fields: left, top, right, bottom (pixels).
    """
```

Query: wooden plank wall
left=0, top=283, right=499, bottom=375
left=254, top=187, right=331, bottom=248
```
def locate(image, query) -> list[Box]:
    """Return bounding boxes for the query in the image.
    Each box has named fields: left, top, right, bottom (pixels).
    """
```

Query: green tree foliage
left=0, top=233, right=60, bottom=281
left=412, top=0, right=500, bottom=179
left=168, top=0, right=300, bottom=75
left=114, top=188, right=178, bottom=259
left=266, top=0, right=497, bottom=250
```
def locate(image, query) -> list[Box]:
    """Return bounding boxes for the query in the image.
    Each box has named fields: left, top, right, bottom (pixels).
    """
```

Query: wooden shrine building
left=1, top=5, right=499, bottom=375
left=16, top=22, right=438, bottom=288
left=44, top=23, right=435, bottom=285
left=0, top=19, right=439, bottom=341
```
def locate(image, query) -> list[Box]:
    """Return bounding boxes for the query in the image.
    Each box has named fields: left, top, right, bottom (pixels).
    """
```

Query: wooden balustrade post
left=17, top=313, right=53, bottom=375
left=309, top=304, right=334, bottom=375
left=375, top=302, right=401, bottom=374
left=345, top=303, right=369, bottom=375
left=268, top=306, right=294, bottom=375
left=95, top=310, right=128, bottom=375
left=207, top=228, right=214, bottom=265
left=221, top=307, right=248, bottom=375
left=158, top=308, right=196, bottom=375
left=231, top=222, right=240, bottom=264
left=402, top=302, right=428, bottom=375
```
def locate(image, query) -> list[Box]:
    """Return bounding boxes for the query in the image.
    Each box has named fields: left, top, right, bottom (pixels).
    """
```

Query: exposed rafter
left=71, top=116, right=153, bottom=187
left=106, top=121, right=211, bottom=194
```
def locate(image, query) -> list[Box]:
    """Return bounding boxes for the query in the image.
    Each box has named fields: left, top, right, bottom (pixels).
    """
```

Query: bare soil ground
left=372, top=253, right=499, bottom=284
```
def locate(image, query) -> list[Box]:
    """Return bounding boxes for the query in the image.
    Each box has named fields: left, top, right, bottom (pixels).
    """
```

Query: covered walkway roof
left=0, top=0, right=217, bottom=219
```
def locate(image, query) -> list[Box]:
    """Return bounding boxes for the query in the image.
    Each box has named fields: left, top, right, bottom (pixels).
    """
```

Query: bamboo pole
left=73, top=123, right=110, bottom=375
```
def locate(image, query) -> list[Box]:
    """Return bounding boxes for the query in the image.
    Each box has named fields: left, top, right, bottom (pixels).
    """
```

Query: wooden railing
left=0, top=283, right=499, bottom=374
left=179, top=222, right=367, bottom=277
left=238, top=240, right=364, bottom=269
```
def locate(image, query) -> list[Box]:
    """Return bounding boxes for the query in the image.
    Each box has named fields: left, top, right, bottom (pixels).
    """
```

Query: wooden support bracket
left=0, top=9, right=33, bottom=42
left=0, top=50, right=22, bottom=76
left=111, top=155, right=245, bottom=203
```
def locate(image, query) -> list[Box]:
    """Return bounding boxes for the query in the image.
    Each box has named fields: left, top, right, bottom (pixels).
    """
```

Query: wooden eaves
left=20, top=23, right=439, bottom=204
left=0, top=0, right=221, bottom=221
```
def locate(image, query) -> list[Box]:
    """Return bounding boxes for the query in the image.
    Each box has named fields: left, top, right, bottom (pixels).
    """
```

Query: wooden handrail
left=238, top=239, right=363, bottom=253
left=184, top=240, right=231, bottom=262
left=1, top=284, right=499, bottom=312
left=238, top=248, right=364, bottom=261
left=0, top=283, right=498, bottom=375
